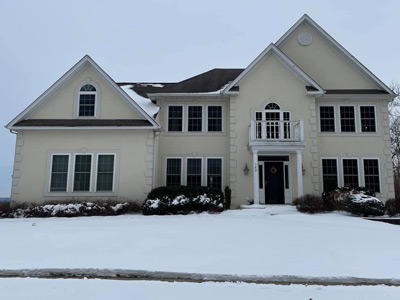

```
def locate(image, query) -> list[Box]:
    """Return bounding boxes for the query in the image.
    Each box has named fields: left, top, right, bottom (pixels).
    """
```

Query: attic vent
left=298, top=32, right=312, bottom=46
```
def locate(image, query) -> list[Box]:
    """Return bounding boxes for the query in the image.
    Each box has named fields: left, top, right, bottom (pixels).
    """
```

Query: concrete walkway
left=1, top=268, right=399, bottom=286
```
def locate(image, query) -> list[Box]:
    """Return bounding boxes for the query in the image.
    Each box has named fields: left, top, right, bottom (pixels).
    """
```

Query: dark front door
left=264, top=162, right=284, bottom=204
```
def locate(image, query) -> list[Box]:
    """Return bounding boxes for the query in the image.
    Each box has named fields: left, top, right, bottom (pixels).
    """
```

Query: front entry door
left=264, top=162, right=284, bottom=204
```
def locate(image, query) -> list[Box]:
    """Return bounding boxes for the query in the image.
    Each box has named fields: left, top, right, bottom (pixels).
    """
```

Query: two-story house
left=6, top=14, right=395, bottom=208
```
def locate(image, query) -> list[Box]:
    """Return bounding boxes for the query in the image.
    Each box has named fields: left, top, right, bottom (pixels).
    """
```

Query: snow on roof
left=120, top=84, right=160, bottom=117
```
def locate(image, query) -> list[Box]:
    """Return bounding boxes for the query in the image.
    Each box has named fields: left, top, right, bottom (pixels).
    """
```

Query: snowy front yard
left=1, top=206, right=400, bottom=279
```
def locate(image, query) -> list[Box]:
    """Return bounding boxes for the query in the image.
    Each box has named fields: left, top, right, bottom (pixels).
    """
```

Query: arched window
left=265, top=102, right=280, bottom=110
left=78, top=84, right=96, bottom=117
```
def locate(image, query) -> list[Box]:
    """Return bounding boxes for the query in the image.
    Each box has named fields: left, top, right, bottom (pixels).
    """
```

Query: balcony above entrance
left=249, top=120, right=306, bottom=152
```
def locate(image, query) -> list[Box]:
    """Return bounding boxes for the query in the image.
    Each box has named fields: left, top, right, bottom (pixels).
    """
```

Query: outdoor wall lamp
left=243, top=164, right=249, bottom=175
left=302, top=164, right=306, bottom=176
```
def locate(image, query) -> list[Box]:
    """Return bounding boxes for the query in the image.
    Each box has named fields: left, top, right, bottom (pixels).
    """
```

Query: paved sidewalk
left=1, top=268, right=399, bottom=286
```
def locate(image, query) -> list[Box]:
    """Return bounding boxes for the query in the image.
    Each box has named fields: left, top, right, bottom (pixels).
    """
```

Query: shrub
left=224, top=186, right=232, bottom=209
left=295, top=194, right=325, bottom=214
left=142, top=186, right=224, bottom=215
left=0, top=201, right=10, bottom=213
left=0, top=200, right=140, bottom=218
left=385, top=198, right=400, bottom=217
left=322, top=186, right=375, bottom=211
left=345, top=194, right=385, bottom=217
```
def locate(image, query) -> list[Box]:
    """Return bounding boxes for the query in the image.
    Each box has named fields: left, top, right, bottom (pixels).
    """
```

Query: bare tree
left=389, top=82, right=400, bottom=197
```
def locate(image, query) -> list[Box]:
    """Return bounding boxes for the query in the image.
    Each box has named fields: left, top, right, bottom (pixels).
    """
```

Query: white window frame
left=320, top=157, right=339, bottom=192
left=341, top=157, right=360, bottom=188
left=206, top=157, right=224, bottom=190
left=339, top=105, right=357, bottom=133
left=362, top=157, right=381, bottom=194
left=95, top=153, right=116, bottom=192
left=319, top=105, right=336, bottom=133
left=186, top=105, right=204, bottom=132
left=72, top=153, right=94, bottom=192
left=77, top=83, right=98, bottom=118
left=165, top=157, right=183, bottom=186
left=48, top=153, right=71, bottom=193
left=166, top=104, right=184, bottom=132
left=206, top=104, right=224, bottom=133
left=359, top=105, right=377, bottom=133
left=185, top=157, right=203, bottom=186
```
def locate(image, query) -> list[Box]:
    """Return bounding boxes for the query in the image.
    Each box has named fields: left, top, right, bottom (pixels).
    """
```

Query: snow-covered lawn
left=1, top=206, right=399, bottom=279
left=0, top=278, right=399, bottom=300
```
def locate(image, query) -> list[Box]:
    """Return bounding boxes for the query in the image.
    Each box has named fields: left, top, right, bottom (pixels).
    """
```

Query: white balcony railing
left=249, top=120, right=304, bottom=143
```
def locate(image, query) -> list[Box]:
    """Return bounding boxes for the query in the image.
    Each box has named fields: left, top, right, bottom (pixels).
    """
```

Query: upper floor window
left=79, top=84, right=96, bottom=117
left=207, top=106, right=222, bottom=132
left=265, top=102, right=280, bottom=110
left=167, top=104, right=223, bottom=133
left=360, top=106, right=376, bottom=132
left=320, top=106, right=335, bottom=132
left=340, top=106, right=356, bottom=132
left=168, top=106, right=183, bottom=131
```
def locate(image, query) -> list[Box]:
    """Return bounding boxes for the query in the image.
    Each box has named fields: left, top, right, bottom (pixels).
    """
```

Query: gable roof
left=117, top=82, right=175, bottom=98
left=276, top=14, right=395, bottom=96
left=222, top=43, right=324, bottom=95
left=6, top=55, right=160, bottom=130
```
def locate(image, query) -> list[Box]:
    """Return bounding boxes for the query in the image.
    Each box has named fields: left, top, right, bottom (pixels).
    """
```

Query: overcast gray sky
left=0, top=0, right=399, bottom=197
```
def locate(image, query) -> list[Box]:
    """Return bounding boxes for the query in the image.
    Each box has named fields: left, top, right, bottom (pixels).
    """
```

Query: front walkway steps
left=1, top=269, right=399, bottom=286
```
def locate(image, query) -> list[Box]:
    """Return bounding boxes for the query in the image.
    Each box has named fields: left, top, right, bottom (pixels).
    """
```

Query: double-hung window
left=50, top=155, right=69, bottom=192
left=360, top=106, right=376, bottom=132
left=363, top=159, right=380, bottom=193
left=320, top=106, right=335, bottom=132
left=188, top=106, right=202, bottom=132
left=79, top=84, right=96, bottom=117
left=343, top=159, right=359, bottom=188
left=340, top=106, right=356, bottom=132
left=207, top=106, right=222, bottom=132
left=166, top=158, right=182, bottom=186
left=74, top=155, right=92, bottom=191
left=322, top=159, right=338, bottom=191
left=168, top=106, right=183, bottom=132
left=96, top=155, right=115, bottom=191
left=186, top=158, right=202, bottom=186
left=207, top=158, right=222, bottom=189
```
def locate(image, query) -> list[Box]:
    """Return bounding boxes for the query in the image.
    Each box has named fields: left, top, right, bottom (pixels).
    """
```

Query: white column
left=253, top=150, right=259, bottom=205
left=296, top=150, right=303, bottom=198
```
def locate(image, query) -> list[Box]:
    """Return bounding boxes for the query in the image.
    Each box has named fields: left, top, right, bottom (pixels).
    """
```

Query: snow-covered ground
left=0, top=278, right=399, bottom=300
left=1, top=206, right=400, bottom=279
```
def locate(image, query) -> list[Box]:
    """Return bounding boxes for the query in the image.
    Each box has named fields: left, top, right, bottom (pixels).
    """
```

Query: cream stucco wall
left=154, top=98, right=230, bottom=187
left=278, top=23, right=377, bottom=90
left=29, top=64, right=143, bottom=120
left=11, top=130, right=151, bottom=205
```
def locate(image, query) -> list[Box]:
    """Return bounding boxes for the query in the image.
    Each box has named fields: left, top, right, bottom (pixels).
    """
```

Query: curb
left=1, top=269, right=400, bottom=286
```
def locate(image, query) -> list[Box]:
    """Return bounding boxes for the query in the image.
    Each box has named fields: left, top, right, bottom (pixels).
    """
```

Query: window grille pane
left=50, top=155, right=69, bottom=192
left=80, top=84, right=96, bottom=91
left=168, top=106, right=183, bottom=131
left=343, top=159, right=358, bottom=188
left=364, top=159, right=380, bottom=193
left=322, top=159, right=338, bottom=191
left=74, top=155, right=91, bottom=191
left=188, top=106, right=202, bottom=132
left=207, top=106, right=222, bottom=132
left=320, top=106, right=335, bottom=132
left=360, top=106, right=376, bottom=132
left=97, top=155, right=114, bottom=191
left=265, top=103, right=280, bottom=110
left=187, top=158, right=202, bottom=186
left=207, top=158, right=222, bottom=189
left=79, top=94, right=95, bottom=116
left=166, top=158, right=181, bottom=186
left=340, top=107, right=355, bottom=132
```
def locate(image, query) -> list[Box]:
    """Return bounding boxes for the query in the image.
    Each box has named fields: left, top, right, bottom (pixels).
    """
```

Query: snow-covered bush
left=322, top=186, right=376, bottom=211
left=345, top=194, right=385, bottom=217
left=295, top=194, right=325, bottom=214
left=385, top=198, right=400, bottom=217
left=142, top=186, right=224, bottom=215
left=0, top=200, right=139, bottom=218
